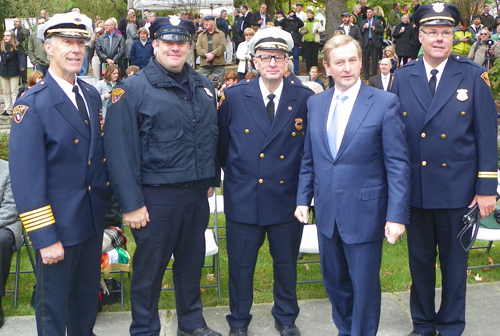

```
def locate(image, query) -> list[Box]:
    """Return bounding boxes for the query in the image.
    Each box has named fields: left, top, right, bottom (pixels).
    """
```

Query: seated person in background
left=16, top=70, right=44, bottom=100
left=383, top=45, right=399, bottom=72
left=369, top=58, right=394, bottom=91
left=126, top=65, right=140, bottom=76
left=491, top=24, right=500, bottom=41
left=0, top=159, right=22, bottom=328
left=244, top=72, right=256, bottom=80
left=218, top=70, right=238, bottom=98
left=308, top=66, right=325, bottom=90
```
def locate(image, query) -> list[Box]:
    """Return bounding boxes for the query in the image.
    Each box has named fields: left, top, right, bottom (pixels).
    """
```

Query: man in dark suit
left=250, top=3, right=272, bottom=29
left=8, top=12, right=111, bottom=335
left=360, top=9, right=384, bottom=79
left=369, top=58, right=394, bottom=91
left=11, top=18, right=29, bottom=86
left=391, top=3, right=498, bottom=336
left=295, top=34, right=410, bottom=336
left=218, top=27, right=314, bottom=336
left=337, top=11, right=362, bottom=42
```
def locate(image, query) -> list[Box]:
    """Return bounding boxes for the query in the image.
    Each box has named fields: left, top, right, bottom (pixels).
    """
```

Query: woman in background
left=16, top=70, right=43, bottom=99
left=90, top=20, right=105, bottom=79
left=236, top=28, right=255, bottom=81
left=125, top=13, right=138, bottom=70
left=130, top=27, right=153, bottom=69
left=93, top=65, right=121, bottom=122
left=384, top=45, right=399, bottom=72
left=0, top=30, right=25, bottom=115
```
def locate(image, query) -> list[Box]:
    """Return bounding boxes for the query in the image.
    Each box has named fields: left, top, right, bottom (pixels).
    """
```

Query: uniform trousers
left=407, top=206, right=470, bottom=336
left=35, top=232, right=103, bottom=336
left=226, top=219, right=303, bottom=328
left=0, top=228, right=14, bottom=297
left=318, top=225, right=383, bottom=336
left=362, top=39, right=380, bottom=79
left=130, top=182, right=210, bottom=336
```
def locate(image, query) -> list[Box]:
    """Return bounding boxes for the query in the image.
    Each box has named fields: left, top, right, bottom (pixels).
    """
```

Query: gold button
left=260, top=153, right=265, bottom=158
left=88, top=186, right=92, bottom=191
left=245, top=129, right=250, bottom=134
left=101, top=132, right=105, bottom=137
left=74, top=139, right=79, bottom=144
left=442, top=163, right=447, bottom=167
left=103, top=158, right=106, bottom=163
left=441, top=134, right=446, bottom=139
left=461, top=111, right=466, bottom=116
left=422, top=161, right=427, bottom=166
left=292, top=132, right=296, bottom=137
left=280, top=155, right=285, bottom=160
left=88, top=160, right=91, bottom=165
left=280, top=181, right=284, bottom=184
left=403, top=111, right=407, bottom=116
left=106, top=182, right=110, bottom=186
left=258, top=179, right=264, bottom=184
left=421, top=133, right=426, bottom=138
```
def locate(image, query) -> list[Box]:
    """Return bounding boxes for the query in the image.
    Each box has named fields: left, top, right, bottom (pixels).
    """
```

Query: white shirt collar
left=259, top=77, right=284, bottom=116
left=422, top=57, right=448, bottom=89
left=48, top=69, right=90, bottom=117
left=333, top=77, right=362, bottom=102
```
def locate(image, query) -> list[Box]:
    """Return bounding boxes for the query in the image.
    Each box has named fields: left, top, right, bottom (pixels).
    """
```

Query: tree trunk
left=266, top=0, right=276, bottom=21
left=324, top=0, right=347, bottom=40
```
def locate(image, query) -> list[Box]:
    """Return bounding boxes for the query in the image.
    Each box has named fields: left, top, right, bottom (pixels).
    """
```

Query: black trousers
left=130, top=182, right=210, bottom=336
left=302, top=41, right=319, bottom=73
left=407, top=206, right=470, bottom=336
left=362, top=40, right=380, bottom=79
left=35, top=232, right=103, bottom=336
left=0, top=227, right=14, bottom=297
left=226, top=219, right=303, bottom=328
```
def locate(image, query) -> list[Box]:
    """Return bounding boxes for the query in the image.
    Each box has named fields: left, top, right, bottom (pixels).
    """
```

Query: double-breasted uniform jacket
left=391, top=55, right=498, bottom=209
left=9, top=73, right=112, bottom=250
left=218, top=76, right=314, bottom=225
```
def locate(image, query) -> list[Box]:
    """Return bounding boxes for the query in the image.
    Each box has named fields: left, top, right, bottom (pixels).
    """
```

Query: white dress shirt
left=49, top=69, right=90, bottom=118
left=259, top=77, right=284, bottom=116
left=381, top=74, right=390, bottom=91
left=422, top=57, right=448, bottom=91
left=326, top=78, right=362, bottom=151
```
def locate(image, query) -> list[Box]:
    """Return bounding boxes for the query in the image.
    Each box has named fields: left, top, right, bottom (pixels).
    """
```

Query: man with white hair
left=95, top=18, right=125, bottom=68
left=9, top=12, right=111, bottom=335
left=218, top=27, right=314, bottom=336
left=369, top=58, right=394, bottom=91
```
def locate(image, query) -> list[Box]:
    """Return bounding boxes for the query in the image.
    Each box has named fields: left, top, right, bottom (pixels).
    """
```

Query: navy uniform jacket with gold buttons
left=218, top=76, right=314, bottom=225
left=391, top=55, right=498, bottom=209
left=8, top=73, right=112, bottom=250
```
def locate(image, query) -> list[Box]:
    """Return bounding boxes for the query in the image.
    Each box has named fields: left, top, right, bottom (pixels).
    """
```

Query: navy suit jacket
left=9, top=73, right=111, bottom=250
left=391, top=56, right=498, bottom=209
left=368, top=73, right=394, bottom=91
left=218, top=76, right=314, bottom=225
left=296, top=82, right=410, bottom=243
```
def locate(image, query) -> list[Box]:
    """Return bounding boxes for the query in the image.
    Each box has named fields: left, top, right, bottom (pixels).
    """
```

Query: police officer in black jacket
left=104, top=16, right=221, bottom=336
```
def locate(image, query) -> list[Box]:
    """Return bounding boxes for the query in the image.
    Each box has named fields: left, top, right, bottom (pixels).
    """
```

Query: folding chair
left=467, top=171, right=500, bottom=270
left=6, top=229, right=36, bottom=307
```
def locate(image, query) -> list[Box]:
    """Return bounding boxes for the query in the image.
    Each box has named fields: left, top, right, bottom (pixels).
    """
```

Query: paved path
left=2, top=282, right=500, bottom=335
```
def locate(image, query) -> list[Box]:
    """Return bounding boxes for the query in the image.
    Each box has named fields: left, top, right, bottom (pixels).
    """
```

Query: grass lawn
left=4, top=209, right=500, bottom=317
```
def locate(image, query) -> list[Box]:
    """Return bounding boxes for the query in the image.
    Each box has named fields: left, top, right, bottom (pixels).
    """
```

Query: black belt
left=165, top=181, right=202, bottom=189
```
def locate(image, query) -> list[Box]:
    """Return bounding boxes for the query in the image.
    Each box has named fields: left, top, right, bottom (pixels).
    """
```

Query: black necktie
left=73, top=85, right=89, bottom=127
left=266, top=94, right=275, bottom=123
left=429, top=69, right=438, bottom=97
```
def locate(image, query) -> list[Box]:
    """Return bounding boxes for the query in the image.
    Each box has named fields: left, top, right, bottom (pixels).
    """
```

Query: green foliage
left=0, top=133, right=8, bottom=161
left=490, top=57, right=500, bottom=102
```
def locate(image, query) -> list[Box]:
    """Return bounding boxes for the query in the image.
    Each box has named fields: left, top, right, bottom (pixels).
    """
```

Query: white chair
left=468, top=171, right=500, bottom=270
left=297, top=221, right=323, bottom=284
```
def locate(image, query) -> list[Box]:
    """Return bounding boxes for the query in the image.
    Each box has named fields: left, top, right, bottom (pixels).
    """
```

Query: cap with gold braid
left=37, top=11, right=92, bottom=40
left=247, top=27, right=294, bottom=56
left=413, top=2, right=461, bottom=28
left=19, top=205, right=56, bottom=233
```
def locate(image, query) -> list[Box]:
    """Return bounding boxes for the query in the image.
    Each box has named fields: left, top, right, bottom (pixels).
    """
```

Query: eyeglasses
left=480, top=33, right=489, bottom=36
left=254, top=54, right=287, bottom=62
left=420, top=30, right=453, bottom=38
left=245, top=34, right=254, bottom=36
left=3, top=35, right=9, bottom=37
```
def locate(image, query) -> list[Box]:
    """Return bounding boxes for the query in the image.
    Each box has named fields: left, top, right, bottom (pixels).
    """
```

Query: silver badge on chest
left=456, top=89, right=468, bottom=102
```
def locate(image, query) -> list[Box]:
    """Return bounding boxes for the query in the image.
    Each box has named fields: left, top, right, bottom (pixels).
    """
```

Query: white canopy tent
left=133, top=0, right=233, bottom=13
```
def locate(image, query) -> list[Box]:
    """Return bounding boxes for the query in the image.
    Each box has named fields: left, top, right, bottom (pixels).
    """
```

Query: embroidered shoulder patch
left=111, top=88, right=125, bottom=104
left=217, top=93, right=225, bottom=109
left=481, top=72, right=491, bottom=87
left=13, top=105, right=29, bottom=124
